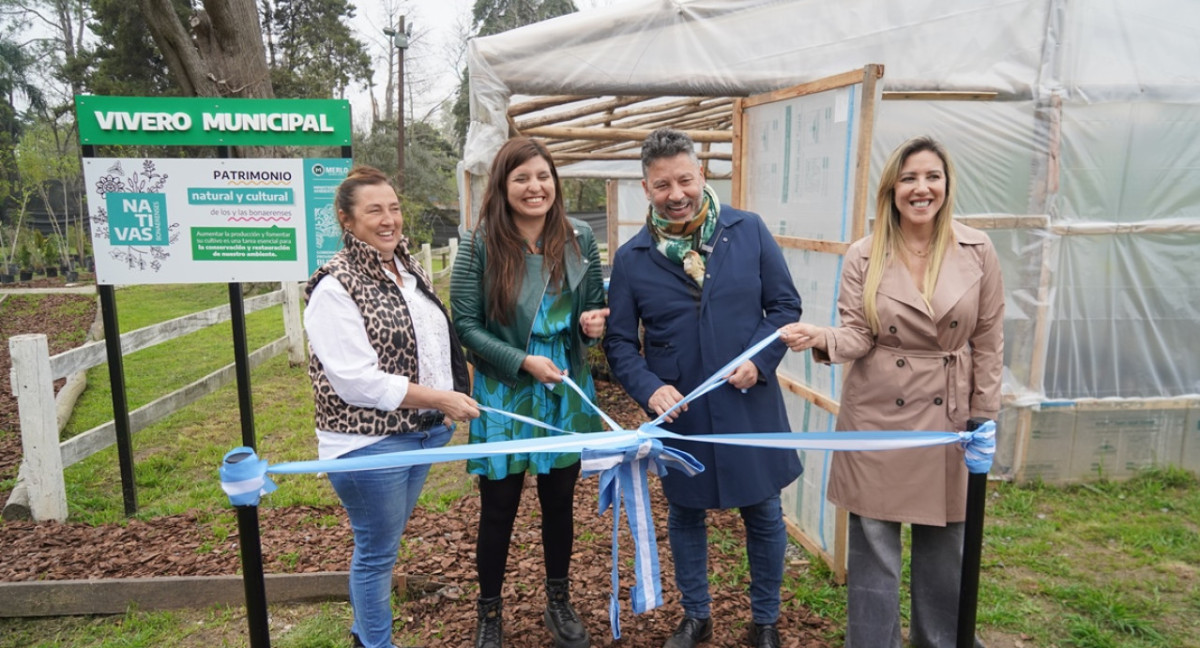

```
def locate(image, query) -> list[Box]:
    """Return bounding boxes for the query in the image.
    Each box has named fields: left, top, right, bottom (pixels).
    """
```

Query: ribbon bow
left=580, top=427, right=703, bottom=638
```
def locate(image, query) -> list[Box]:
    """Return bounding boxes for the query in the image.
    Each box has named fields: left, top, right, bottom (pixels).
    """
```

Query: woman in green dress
left=450, top=137, right=609, bottom=648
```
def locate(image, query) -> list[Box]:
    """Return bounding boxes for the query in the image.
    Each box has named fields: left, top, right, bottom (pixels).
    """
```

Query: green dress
left=467, top=261, right=602, bottom=479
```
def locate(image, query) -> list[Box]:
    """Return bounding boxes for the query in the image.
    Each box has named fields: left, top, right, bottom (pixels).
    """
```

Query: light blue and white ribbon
left=218, top=329, right=998, bottom=638
left=219, top=447, right=277, bottom=506
left=961, top=419, right=996, bottom=474
left=579, top=437, right=703, bottom=638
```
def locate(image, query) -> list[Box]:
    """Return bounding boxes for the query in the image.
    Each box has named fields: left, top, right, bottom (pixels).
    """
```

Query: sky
left=346, top=0, right=616, bottom=128
left=345, top=0, right=475, bottom=127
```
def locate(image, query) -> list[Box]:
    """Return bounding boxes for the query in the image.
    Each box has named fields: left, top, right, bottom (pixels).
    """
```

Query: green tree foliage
left=353, top=120, right=459, bottom=246
left=561, top=177, right=606, bottom=212
left=264, top=0, right=373, bottom=99
left=1, top=0, right=93, bottom=102
left=0, top=33, right=46, bottom=224
left=451, top=0, right=578, bottom=146
left=15, top=117, right=83, bottom=266
left=83, top=0, right=186, bottom=97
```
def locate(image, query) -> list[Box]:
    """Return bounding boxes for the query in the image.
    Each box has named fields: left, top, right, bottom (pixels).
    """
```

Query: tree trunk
left=138, top=0, right=274, bottom=100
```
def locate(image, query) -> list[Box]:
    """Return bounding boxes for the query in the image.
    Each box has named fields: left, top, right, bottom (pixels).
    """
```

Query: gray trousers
left=846, top=514, right=981, bottom=648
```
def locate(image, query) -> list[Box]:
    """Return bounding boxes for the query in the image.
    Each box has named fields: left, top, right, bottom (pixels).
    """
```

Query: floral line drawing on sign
left=91, top=159, right=179, bottom=273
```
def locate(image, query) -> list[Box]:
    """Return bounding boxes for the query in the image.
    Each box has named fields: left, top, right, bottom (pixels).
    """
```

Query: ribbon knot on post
left=219, top=447, right=277, bottom=506
left=959, top=420, right=996, bottom=474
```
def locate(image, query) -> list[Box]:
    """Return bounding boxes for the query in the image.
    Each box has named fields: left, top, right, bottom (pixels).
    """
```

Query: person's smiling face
left=505, top=155, right=556, bottom=222
left=893, top=149, right=946, bottom=231
left=342, top=182, right=403, bottom=257
left=643, top=152, right=705, bottom=222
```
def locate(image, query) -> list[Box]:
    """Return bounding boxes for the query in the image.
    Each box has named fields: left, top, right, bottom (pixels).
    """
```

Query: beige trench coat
left=815, top=221, right=1004, bottom=526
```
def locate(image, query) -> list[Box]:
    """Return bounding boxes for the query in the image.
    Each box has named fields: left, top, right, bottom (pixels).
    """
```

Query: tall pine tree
left=264, top=0, right=372, bottom=99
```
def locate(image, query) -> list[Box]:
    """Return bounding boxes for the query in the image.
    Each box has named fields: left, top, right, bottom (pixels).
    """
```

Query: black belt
left=414, top=410, right=446, bottom=431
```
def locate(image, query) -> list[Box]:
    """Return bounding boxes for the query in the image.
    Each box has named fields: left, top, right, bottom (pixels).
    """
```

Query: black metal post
left=957, top=421, right=990, bottom=648
left=98, top=284, right=138, bottom=516
left=216, top=145, right=257, bottom=450
left=228, top=282, right=257, bottom=449
left=226, top=450, right=271, bottom=647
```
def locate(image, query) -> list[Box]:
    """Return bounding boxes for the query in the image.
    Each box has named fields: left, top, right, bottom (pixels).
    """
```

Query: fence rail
left=6, top=239, right=462, bottom=522
left=5, top=283, right=305, bottom=522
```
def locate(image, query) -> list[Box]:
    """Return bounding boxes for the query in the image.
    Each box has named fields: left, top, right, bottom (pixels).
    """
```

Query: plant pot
left=46, top=267, right=59, bottom=278
left=18, top=270, right=32, bottom=281
left=0, top=273, right=13, bottom=284
left=66, top=270, right=79, bottom=282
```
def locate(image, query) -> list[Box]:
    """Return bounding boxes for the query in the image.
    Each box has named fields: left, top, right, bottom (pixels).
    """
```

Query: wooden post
left=605, top=180, right=619, bottom=264
left=851, top=64, right=885, bottom=241
left=280, top=281, right=305, bottom=367
left=420, top=242, right=433, bottom=276
left=9, top=334, right=68, bottom=521
left=448, top=237, right=459, bottom=270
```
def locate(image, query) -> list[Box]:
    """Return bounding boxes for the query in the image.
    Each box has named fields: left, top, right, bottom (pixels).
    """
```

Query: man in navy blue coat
left=603, top=128, right=803, bottom=648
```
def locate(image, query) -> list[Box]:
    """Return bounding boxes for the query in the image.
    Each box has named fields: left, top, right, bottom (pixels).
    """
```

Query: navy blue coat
left=603, top=205, right=804, bottom=509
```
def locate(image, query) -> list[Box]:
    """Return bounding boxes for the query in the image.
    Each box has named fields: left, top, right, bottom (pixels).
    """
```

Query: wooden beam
left=462, top=169, right=475, bottom=230
left=833, top=508, right=848, bottom=583
left=776, top=235, right=851, bottom=256
left=741, top=65, right=884, bottom=110
left=606, top=179, right=619, bottom=264
left=553, top=151, right=731, bottom=162
left=1049, top=221, right=1200, bottom=234
left=507, top=95, right=592, bottom=116
left=0, top=572, right=363, bottom=616
left=883, top=91, right=998, bottom=101
left=522, top=125, right=731, bottom=144
left=852, top=64, right=884, bottom=242
left=778, top=374, right=840, bottom=415
left=732, top=98, right=746, bottom=208
left=783, top=516, right=844, bottom=585
left=613, top=103, right=733, bottom=132
left=514, top=95, right=646, bottom=130
left=955, top=214, right=1050, bottom=229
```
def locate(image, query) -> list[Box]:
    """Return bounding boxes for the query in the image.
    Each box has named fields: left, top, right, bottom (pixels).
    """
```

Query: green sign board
left=75, top=95, right=352, bottom=147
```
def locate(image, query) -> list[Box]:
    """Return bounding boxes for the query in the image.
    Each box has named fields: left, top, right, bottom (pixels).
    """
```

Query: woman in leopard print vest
left=304, top=165, right=480, bottom=648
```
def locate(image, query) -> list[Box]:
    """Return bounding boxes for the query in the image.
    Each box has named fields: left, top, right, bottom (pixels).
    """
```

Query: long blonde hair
left=862, top=136, right=958, bottom=333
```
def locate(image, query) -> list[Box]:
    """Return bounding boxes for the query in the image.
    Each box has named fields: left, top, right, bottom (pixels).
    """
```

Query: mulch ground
left=0, top=287, right=836, bottom=647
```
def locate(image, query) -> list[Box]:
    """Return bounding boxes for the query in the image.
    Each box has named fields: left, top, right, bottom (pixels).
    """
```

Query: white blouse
left=304, top=261, right=453, bottom=459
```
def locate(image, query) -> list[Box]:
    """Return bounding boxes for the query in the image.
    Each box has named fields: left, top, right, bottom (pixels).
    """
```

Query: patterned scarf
left=647, top=184, right=720, bottom=286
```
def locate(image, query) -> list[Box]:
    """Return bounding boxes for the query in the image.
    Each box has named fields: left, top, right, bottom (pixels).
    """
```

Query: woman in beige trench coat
left=781, top=136, right=1004, bottom=648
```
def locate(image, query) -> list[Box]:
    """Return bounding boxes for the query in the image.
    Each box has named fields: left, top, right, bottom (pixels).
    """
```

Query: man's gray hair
left=641, top=128, right=699, bottom=178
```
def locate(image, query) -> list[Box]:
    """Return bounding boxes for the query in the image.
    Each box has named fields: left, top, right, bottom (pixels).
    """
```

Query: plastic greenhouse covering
left=463, top=0, right=1200, bottom=485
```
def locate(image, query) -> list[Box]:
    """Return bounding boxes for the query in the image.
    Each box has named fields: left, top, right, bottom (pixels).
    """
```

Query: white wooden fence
left=5, top=241, right=459, bottom=523
left=5, top=283, right=306, bottom=522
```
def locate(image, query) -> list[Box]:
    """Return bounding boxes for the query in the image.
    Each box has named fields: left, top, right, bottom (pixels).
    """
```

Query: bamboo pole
left=522, top=125, right=731, bottom=144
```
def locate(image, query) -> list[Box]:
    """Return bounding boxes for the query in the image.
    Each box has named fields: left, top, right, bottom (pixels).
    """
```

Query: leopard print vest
left=305, top=232, right=467, bottom=436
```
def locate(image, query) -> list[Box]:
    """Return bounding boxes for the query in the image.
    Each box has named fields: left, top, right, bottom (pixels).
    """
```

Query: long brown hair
left=475, top=137, right=577, bottom=325
left=863, top=136, right=958, bottom=333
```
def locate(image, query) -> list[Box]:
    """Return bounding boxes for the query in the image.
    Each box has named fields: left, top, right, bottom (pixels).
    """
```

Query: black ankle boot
left=544, top=578, right=589, bottom=648
left=475, top=596, right=503, bottom=648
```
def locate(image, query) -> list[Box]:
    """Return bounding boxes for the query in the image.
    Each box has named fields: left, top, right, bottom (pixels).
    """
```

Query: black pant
left=476, top=462, right=580, bottom=598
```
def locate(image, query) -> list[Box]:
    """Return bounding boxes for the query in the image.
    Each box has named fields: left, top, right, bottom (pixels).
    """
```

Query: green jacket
left=450, top=217, right=606, bottom=387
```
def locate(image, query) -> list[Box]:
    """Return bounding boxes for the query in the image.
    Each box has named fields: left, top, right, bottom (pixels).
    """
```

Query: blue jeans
left=327, top=426, right=453, bottom=648
left=667, top=494, right=787, bottom=625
